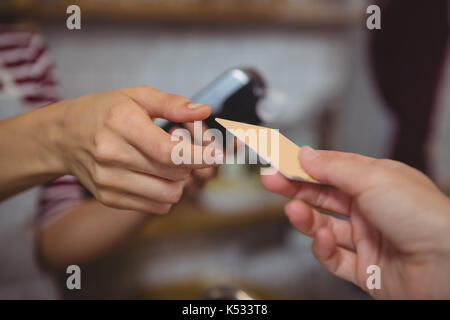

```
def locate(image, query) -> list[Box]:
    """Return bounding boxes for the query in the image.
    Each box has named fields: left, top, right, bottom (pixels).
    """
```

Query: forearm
left=37, top=199, right=149, bottom=270
left=0, top=102, right=68, bottom=201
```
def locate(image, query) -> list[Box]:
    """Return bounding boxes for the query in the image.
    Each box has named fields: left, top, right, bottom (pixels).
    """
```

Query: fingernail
left=300, top=146, right=319, bottom=161
left=187, top=102, right=204, bottom=109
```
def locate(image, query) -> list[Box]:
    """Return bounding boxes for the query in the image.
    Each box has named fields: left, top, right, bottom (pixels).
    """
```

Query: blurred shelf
left=1, top=0, right=364, bottom=28
left=137, top=197, right=287, bottom=240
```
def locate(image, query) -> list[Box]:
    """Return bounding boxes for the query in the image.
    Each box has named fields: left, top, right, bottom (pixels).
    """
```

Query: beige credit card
left=215, top=118, right=319, bottom=183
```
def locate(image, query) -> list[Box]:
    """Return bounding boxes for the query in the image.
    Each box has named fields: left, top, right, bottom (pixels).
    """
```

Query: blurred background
left=0, top=0, right=449, bottom=299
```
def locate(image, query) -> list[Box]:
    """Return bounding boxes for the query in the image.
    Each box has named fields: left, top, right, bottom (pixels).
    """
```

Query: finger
left=193, top=167, right=218, bottom=181
left=170, top=128, right=223, bottom=168
left=184, top=122, right=224, bottom=165
left=93, top=129, right=193, bottom=181
left=183, top=174, right=202, bottom=197
left=93, top=165, right=187, bottom=204
left=171, top=123, right=205, bottom=149
left=350, top=210, right=381, bottom=262
left=184, top=122, right=206, bottom=145
left=261, top=171, right=298, bottom=197
left=261, top=171, right=352, bottom=216
left=97, top=189, right=173, bottom=215
left=312, top=227, right=358, bottom=286
left=285, top=199, right=354, bottom=250
left=121, top=85, right=211, bottom=122
left=299, top=146, right=384, bottom=197
left=168, top=126, right=181, bottom=135
left=116, top=111, right=219, bottom=169
left=184, top=167, right=218, bottom=198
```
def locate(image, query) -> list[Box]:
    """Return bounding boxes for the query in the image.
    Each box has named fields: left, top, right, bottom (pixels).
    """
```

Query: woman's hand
left=53, top=86, right=215, bottom=214
left=262, top=146, right=450, bottom=299
left=168, top=121, right=219, bottom=197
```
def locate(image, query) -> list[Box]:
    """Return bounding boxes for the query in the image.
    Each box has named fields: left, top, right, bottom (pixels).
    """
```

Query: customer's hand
left=54, top=86, right=216, bottom=214
left=262, top=147, right=450, bottom=299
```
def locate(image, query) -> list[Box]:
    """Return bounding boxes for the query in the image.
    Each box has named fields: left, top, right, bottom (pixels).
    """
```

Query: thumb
left=121, top=85, right=211, bottom=122
left=298, top=146, right=379, bottom=196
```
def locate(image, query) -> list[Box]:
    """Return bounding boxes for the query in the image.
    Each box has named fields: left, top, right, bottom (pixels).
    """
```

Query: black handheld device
left=162, top=67, right=267, bottom=140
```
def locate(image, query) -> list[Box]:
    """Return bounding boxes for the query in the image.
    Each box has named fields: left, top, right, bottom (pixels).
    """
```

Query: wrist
left=34, top=101, right=71, bottom=176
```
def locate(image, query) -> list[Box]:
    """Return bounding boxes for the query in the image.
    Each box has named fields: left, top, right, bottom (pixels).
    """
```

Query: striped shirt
left=0, top=24, right=84, bottom=227
left=0, top=24, right=76, bottom=298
